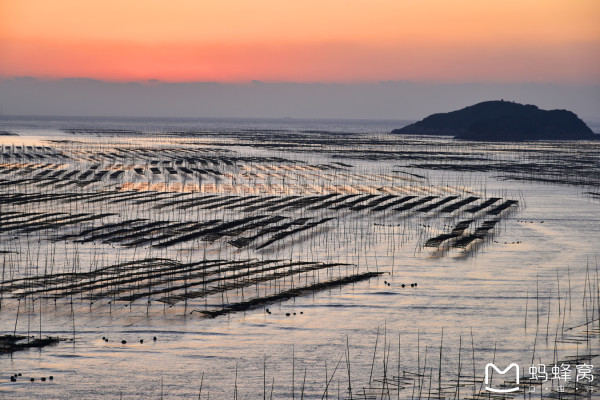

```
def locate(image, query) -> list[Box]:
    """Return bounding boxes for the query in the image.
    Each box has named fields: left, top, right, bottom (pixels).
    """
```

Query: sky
left=1, top=0, right=599, bottom=119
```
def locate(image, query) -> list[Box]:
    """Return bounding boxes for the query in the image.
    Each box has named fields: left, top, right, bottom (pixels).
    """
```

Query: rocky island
left=392, top=100, right=597, bottom=141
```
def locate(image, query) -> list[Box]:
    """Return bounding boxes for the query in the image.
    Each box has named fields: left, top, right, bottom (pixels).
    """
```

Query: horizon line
left=2, top=76, right=599, bottom=88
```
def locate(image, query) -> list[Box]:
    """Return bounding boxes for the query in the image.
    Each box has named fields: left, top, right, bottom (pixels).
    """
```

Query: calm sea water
left=0, top=116, right=598, bottom=399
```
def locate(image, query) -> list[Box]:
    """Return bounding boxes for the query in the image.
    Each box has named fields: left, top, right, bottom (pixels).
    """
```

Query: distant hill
left=392, top=100, right=597, bottom=141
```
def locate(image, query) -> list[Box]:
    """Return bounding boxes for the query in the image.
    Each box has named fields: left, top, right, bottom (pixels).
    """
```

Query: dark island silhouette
left=392, top=100, right=597, bottom=141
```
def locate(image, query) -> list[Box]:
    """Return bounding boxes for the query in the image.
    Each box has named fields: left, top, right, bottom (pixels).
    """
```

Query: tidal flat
left=0, top=117, right=598, bottom=399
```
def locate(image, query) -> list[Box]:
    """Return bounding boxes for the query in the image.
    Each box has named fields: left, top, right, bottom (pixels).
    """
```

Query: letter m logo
left=485, top=363, right=520, bottom=393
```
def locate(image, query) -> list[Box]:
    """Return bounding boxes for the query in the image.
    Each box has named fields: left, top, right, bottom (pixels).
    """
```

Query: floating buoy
left=139, top=339, right=143, bottom=344
left=41, top=377, right=46, bottom=382
left=121, top=340, right=127, bottom=344
left=49, top=376, right=54, bottom=380
left=30, top=378, right=35, bottom=382
left=153, top=337, right=157, bottom=341
left=285, top=313, right=290, bottom=316
left=401, top=284, right=405, bottom=288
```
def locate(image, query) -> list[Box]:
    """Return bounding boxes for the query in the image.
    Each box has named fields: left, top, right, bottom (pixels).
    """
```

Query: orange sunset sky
left=1, top=0, right=599, bottom=84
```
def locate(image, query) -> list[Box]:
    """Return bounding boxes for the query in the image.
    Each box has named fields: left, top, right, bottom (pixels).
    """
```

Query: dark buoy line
left=9, top=373, right=53, bottom=383
left=265, top=307, right=307, bottom=316
left=103, top=336, right=156, bottom=344
left=394, top=282, right=417, bottom=288
left=10, top=372, right=54, bottom=382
